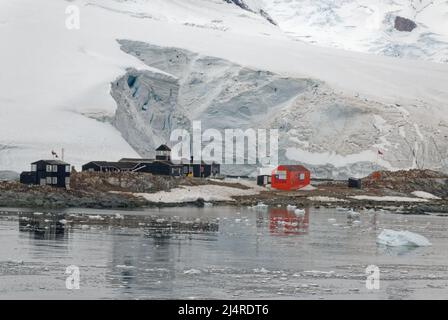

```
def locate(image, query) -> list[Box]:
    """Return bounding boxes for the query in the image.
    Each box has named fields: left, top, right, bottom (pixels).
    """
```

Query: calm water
left=0, top=206, right=447, bottom=299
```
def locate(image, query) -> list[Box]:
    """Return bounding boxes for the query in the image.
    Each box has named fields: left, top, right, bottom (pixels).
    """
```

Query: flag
left=51, top=150, right=59, bottom=158
left=378, top=150, right=383, bottom=155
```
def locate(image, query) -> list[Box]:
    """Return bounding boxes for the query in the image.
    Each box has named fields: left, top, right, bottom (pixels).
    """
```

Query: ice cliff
left=111, top=40, right=448, bottom=178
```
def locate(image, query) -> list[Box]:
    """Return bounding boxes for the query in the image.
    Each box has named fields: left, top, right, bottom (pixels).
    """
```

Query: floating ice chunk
left=33, top=212, right=44, bottom=215
left=294, top=209, right=305, bottom=216
left=347, top=209, right=360, bottom=219
left=253, top=267, right=270, bottom=273
left=88, top=215, right=104, bottom=220
left=204, top=202, right=213, bottom=207
left=252, top=202, right=268, bottom=211
left=59, top=219, right=67, bottom=224
left=116, top=265, right=135, bottom=269
left=286, top=204, right=297, bottom=211
left=376, top=229, right=432, bottom=247
left=336, top=207, right=349, bottom=211
left=304, top=270, right=335, bottom=276
left=328, top=218, right=336, bottom=223
left=184, top=268, right=201, bottom=275
left=115, top=213, right=124, bottom=219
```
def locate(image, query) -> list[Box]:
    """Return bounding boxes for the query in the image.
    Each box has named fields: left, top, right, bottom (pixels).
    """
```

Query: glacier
left=111, top=40, right=448, bottom=177
left=0, top=0, right=448, bottom=178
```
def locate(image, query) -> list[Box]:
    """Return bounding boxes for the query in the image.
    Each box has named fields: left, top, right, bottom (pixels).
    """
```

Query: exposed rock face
left=362, top=169, right=448, bottom=198
left=223, top=0, right=277, bottom=25
left=394, top=16, right=417, bottom=32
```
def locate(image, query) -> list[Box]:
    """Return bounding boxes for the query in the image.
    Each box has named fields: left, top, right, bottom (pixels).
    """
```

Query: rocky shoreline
left=1, top=170, right=447, bottom=215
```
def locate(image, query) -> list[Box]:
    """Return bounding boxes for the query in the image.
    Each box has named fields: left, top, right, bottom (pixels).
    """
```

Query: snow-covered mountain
left=1, top=0, right=448, bottom=178
left=261, top=0, right=448, bottom=63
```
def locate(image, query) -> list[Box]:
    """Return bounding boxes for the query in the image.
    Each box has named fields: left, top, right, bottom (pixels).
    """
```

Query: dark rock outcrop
left=223, top=0, right=277, bottom=25
left=394, top=16, right=417, bottom=32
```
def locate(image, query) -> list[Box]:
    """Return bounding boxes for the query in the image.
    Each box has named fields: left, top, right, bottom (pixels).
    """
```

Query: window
left=31, top=164, right=37, bottom=172
left=52, top=177, right=58, bottom=185
left=299, top=173, right=305, bottom=180
left=46, top=177, right=52, bottom=184
left=65, top=165, right=70, bottom=173
left=46, top=165, right=52, bottom=172
left=52, top=165, right=58, bottom=172
left=276, top=171, right=287, bottom=180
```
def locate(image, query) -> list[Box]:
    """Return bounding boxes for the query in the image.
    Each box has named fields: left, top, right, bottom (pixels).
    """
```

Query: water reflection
left=18, top=212, right=66, bottom=240
left=144, top=217, right=219, bottom=239
left=268, top=207, right=309, bottom=236
left=0, top=206, right=446, bottom=299
left=376, top=244, right=419, bottom=256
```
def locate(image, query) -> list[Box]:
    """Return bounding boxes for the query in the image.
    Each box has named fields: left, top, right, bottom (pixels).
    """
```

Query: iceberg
left=376, top=229, right=431, bottom=247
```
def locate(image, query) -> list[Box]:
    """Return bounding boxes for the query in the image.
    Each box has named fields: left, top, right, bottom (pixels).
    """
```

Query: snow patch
left=137, top=184, right=259, bottom=203
left=307, top=196, right=347, bottom=202
left=350, top=195, right=428, bottom=202
left=411, top=191, right=441, bottom=200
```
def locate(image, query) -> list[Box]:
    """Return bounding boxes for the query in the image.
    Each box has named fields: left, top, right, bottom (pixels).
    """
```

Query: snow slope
left=261, top=0, right=448, bottom=63
left=1, top=0, right=448, bottom=177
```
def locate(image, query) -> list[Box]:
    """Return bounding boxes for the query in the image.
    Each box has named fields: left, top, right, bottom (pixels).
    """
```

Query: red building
left=271, top=165, right=310, bottom=190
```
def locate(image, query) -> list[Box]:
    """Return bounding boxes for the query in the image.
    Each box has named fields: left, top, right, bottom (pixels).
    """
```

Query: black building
left=136, top=160, right=183, bottom=176
left=153, top=144, right=220, bottom=178
left=82, top=161, right=142, bottom=172
left=20, top=160, right=71, bottom=188
left=81, top=144, right=220, bottom=178
left=190, top=159, right=220, bottom=178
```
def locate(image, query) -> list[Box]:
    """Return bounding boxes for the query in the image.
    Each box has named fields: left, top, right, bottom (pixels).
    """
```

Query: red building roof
left=277, top=165, right=309, bottom=172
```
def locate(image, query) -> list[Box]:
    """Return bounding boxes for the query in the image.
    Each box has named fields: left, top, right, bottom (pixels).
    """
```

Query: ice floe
left=184, top=268, right=201, bottom=275
left=376, top=229, right=432, bottom=247
left=347, top=209, right=360, bottom=219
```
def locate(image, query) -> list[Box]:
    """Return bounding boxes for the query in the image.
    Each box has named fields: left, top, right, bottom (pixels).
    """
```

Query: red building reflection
left=268, top=207, right=309, bottom=235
